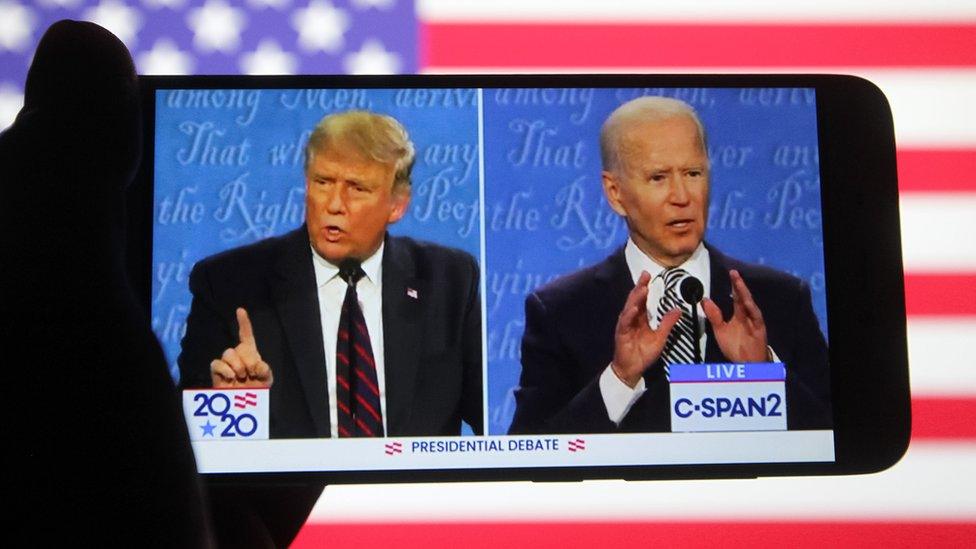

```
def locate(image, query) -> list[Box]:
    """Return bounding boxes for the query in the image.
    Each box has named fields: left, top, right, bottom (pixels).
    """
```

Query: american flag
left=3, top=0, right=974, bottom=546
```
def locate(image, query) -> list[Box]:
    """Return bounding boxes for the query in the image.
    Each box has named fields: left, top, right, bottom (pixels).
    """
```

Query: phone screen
left=149, top=84, right=833, bottom=474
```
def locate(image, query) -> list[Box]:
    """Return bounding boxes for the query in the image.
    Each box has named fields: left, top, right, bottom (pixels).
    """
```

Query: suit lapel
left=271, top=227, right=331, bottom=437
left=382, top=236, right=426, bottom=435
left=595, top=247, right=634, bottom=318
left=704, top=243, right=733, bottom=363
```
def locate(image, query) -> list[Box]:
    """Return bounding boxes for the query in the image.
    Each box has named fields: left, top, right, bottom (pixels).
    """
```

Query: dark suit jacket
left=178, top=226, right=483, bottom=438
left=509, top=244, right=831, bottom=434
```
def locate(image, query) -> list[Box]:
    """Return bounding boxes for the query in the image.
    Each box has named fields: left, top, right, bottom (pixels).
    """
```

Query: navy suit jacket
left=178, top=227, right=483, bottom=438
left=509, top=244, right=831, bottom=434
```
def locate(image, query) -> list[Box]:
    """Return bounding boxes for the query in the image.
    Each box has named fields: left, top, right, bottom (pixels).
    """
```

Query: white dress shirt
left=311, top=244, right=388, bottom=438
left=599, top=239, right=710, bottom=424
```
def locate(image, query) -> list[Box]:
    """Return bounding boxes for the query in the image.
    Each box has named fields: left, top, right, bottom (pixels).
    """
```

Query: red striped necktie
left=335, top=261, right=384, bottom=438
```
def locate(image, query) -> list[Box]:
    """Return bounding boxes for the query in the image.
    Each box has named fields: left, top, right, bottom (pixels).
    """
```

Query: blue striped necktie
left=335, top=264, right=384, bottom=438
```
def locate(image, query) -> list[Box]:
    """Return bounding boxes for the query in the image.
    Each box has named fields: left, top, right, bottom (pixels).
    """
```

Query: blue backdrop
left=151, top=87, right=482, bottom=381
left=150, top=86, right=825, bottom=437
left=481, top=87, right=824, bottom=435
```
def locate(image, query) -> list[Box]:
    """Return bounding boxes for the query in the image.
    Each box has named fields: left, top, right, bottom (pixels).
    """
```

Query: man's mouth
left=324, top=225, right=344, bottom=242
left=667, top=219, right=694, bottom=230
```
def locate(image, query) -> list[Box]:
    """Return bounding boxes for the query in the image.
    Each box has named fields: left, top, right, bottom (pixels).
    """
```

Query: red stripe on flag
left=898, top=150, right=976, bottom=192
left=294, top=521, right=976, bottom=548
left=905, top=274, right=976, bottom=316
left=913, top=398, right=976, bottom=439
left=422, top=23, right=976, bottom=68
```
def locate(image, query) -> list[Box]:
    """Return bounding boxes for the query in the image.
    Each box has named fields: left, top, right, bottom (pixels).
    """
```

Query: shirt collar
left=624, top=238, right=709, bottom=285
left=311, top=242, right=385, bottom=288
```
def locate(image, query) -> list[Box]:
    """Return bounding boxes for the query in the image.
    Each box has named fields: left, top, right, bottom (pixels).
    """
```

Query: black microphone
left=338, top=258, right=363, bottom=285
left=679, top=276, right=705, bottom=363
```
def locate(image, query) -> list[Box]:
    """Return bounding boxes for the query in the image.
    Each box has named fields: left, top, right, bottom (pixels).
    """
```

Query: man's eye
left=687, top=170, right=703, bottom=178
left=650, top=174, right=667, bottom=182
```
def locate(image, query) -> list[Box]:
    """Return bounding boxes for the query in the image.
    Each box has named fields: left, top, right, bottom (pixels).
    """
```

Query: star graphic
left=0, top=83, right=24, bottom=132
left=187, top=0, right=247, bottom=54
left=240, top=39, right=298, bottom=75
left=247, top=0, right=290, bottom=9
left=200, top=420, right=216, bottom=437
left=344, top=39, right=401, bottom=75
left=352, top=0, right=395, bottom=10
left=37, top=0, right=83, bottom=8
left=138, top=38, right=195, bottom=75
left=142, top=0, right=186, bottom=9
left=291, top=0, right=349, bottom=53
left=0, top=2, right=36, bottom=52
left=82, top=0, right=143, bottom=48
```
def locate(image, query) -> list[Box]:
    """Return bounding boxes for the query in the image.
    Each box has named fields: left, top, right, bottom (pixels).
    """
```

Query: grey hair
left=304, top=110, right=416, bottom=191
left=599, top=96, right=708, bottom=174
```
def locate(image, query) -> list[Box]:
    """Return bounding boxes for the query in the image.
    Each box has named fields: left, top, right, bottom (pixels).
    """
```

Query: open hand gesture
left=611, top=271, right=682, bottom=388
left=702, top=269, right=768, bottom=363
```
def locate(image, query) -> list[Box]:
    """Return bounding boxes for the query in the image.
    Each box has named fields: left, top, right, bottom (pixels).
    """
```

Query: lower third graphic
left=567, top=438, right=586, bottom=452
left=385, top=441, right=403, bottom=455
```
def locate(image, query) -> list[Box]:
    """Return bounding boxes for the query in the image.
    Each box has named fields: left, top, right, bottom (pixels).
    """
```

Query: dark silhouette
left=2, top=19, right=325, bottom=548
left=1, top=20, right=213, bottom=545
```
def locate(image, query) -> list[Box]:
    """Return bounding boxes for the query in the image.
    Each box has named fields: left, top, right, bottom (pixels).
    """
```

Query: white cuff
left=767, top=345, right=781, bottom=363
left=599, top=364, right=647, bottom=425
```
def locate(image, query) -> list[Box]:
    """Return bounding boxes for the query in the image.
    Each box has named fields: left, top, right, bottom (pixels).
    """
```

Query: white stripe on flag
left=308, top=442, right=976, bottom=522
left=419, top=0, right=976, bottom=22
left=909, top=319, right=976, bottom=396
left=901, top=193, right=976, bottom=271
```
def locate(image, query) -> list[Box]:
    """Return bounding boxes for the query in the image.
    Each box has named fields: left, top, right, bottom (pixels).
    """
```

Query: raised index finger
left=236, top=307, right=256, bottom=348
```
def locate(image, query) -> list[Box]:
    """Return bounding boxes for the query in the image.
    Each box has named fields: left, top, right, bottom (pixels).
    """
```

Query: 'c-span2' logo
left=669, top=363, right=788, bottom=432
left=182, top=389, right=270, bottom=441
left=673, top=394, right=783, bottom=419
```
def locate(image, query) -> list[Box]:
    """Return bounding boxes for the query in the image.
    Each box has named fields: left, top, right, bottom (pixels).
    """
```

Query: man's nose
left=669, top=178, right=691, bottom=205
left=325, top=184, right=347, bottom=214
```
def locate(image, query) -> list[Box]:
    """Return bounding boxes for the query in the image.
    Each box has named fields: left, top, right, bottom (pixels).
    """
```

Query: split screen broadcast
left=150, top=86, right=833, bottom=473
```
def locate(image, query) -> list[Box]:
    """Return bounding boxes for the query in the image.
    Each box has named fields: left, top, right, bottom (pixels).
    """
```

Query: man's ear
left=602, top=170, right=628, bottom=217
left=387, top=185, right=411, bottom=224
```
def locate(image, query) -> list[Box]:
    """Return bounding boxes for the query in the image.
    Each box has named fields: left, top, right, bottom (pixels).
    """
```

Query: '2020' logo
left=193, top=392, right=259, bottom=438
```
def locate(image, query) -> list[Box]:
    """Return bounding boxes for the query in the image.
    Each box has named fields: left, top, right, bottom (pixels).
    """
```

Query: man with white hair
left=509, top=96, right=831, bottom=434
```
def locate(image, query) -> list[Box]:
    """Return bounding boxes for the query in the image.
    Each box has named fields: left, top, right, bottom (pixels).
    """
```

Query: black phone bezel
left=129, top=74, right=910, bottom=485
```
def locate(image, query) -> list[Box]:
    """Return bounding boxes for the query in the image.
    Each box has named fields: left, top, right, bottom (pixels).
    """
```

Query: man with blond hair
left=179, top=110, right=483, bottom=438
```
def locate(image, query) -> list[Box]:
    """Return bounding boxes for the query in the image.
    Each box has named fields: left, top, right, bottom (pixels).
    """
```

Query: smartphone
left=130, top=74, right=910, bottom=483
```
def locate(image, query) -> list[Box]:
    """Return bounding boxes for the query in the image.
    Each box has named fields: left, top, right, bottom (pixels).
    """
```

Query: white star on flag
left=240, top=39, right=298, bottom=74
left=138, top=38, right=194, bottom=75
left=0, top=2, right=36, bottom=52
left=142, top=0, right=186, bottom=9
left=82, top=0, right=143, bottom=48
left=343, top=39, right=401, bottom=74
left=187, top=0, right=247, bottom=54
left=351, top=0, right=395, bottom=10
left=292, top=0, right=349, bottom=53
left=0, top=83, right=23, bottom=130
left=247, top=0, right=290, bottom=10
left=37, top=0, right=82, bottom=8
